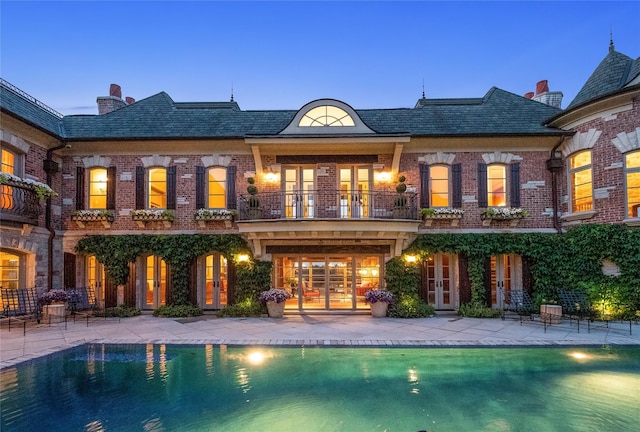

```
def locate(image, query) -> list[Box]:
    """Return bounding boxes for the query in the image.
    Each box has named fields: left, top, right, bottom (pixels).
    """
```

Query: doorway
left=201, top=253, right=228, bottom=309
left=339, top=166, right=372, bottom=218
left=421, top=253, right=456, bottom=310
left=144, top=255, right=167, bottom=309
left=283, top=167, right=315, bottom=218
left=489, top=255, right=522, bottom=308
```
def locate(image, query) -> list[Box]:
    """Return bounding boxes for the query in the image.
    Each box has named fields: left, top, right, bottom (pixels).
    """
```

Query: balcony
left=0, top=181, right=41, bottom=225
left=237, top=190, right=419, bottom=221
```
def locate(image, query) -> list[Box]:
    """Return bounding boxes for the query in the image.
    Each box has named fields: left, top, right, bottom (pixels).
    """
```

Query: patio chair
left=66, top=286, right=102, bottom=326
left=558, top=290, right=595, bottom=333
left=501, top=289, right=534, bottom=324
left=1, top=287, right=41, bottom=335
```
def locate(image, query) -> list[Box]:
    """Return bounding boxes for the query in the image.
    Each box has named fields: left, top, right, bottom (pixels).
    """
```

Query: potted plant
left=393, top=175, right=408, bottom=219
left=193, top=208, right=236, bottom=227
left=131, top=209, right=174, bottom=228
left=259, top=288, right=292, bottom=318
left=38, top=289, right=69, bottom=321
left=364, top=289, right=394, bottom=317
left=246, top=177, right=262, bottom=219
left=71, top=209, right=114, bottom=228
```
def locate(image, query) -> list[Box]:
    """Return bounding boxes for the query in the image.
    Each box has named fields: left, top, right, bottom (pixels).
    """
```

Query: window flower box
left=481, top=208, right=529, bottom=227
left=131, top=209, right=174, bottom=228
left=193, top=209, right=237, bottom=228
left=421, top=208, right=464, bottom=226
left=71, top=210, right=114, bottom=228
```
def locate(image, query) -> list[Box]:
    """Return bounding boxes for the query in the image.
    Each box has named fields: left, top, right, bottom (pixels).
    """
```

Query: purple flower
left=364, top=289, right=394, bottom=304
left=259, top=288, right=292, bottom=304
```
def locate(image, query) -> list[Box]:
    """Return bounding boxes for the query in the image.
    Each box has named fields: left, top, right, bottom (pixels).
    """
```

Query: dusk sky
left=1, top=1, right=638, bottom=115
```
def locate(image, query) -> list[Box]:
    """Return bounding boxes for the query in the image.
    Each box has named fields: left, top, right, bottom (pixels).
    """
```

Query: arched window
left=89, top=168, right=108, bottom=209
left=148, top=167, right=167, bottom=209
left=208, top=167, right=227, bottom=209
left=298, top=105, right=355, bottom=127
left=487, top=164, right=507, bottom=207
left=625, top=150, right=640, bottom=218
left=430, top=165, right=450, bottom=207
left=569, top=150, right=593, bottom=213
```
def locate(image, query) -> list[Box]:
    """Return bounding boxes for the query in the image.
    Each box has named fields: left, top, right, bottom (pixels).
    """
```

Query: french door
left=86, top=256, right=105, bottom=309
left=201, top=253, right=228, bottom=309
left=283, top=167, right=315, bottom=218
left=490, top=255, right=522, bottom=308
left=423, top=254, right=455, bottom=309
left=144, top=255, right=167, bottom=309
left=339, top=166, right=372, bottom=218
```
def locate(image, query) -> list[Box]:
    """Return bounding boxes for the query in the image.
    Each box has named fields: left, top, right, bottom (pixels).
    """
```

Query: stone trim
left=81, top=155, right=112, bottom=168
left=418, top=152, right=455, bottom=165
left=611, top=127, right=640, bottom=154
left=201, top=154, right=232, bottom=168
left=141, top=155, right=171, bottom=168
left=0, top=128, right=31, bottom=153
left=561, top=128, right=601, bottom=158
left=481, top=151, right=519, bottom=164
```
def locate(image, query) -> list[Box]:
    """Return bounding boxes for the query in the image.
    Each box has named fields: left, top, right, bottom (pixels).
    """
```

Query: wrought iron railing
left=237, top=190, right=419, bottom=221
left=0, top=181, right=41, bottom=225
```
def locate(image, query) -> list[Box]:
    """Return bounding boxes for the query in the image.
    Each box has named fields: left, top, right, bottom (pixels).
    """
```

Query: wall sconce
left=374, top=171, right=392, bottom=183
left=236, top=254, right=250, bottom=263
left=264, top=172, right=279, bottom=183
left=404, top=254, right=417, bottom=264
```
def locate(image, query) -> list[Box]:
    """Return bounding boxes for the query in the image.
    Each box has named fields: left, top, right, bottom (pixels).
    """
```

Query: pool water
left=1, top=344, right=638, bottom=431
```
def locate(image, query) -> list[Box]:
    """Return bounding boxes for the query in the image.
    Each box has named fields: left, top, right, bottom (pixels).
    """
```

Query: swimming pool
left=1, top=344, right=638, bottom=431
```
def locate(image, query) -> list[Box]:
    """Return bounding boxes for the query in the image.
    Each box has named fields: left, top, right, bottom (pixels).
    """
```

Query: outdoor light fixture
left=264, top=172, right=279, bottom=183
left=374, top=171, right=392, bottom=183
left=404, top=254, right=417, bottom=264
left=236, top=254, right=250, bottom=263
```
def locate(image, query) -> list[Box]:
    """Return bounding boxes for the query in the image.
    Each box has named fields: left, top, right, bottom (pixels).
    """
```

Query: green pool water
left=1, top=344, right=638, bottom=431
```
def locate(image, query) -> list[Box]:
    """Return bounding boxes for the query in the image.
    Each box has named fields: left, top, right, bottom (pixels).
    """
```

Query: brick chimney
left=97, top=84, right=128, bottom=114
left=524, top=92, right=534, bottom=99
left=531, top=80, right=563, bottom=108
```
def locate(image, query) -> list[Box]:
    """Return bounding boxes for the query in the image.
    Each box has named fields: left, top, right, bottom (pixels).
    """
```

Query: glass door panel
left=339, top=167, right=372, bottom=219
left=355, top=256, right=380, bottom=309
left=204, top=254, right=227, bottom=309
left=301, top=258, right=325, bottom=309
left=328, top=258, right=352, bottom=309
left=491, top=255, right=513, bottom=308
left=425, top=254, right=454, bottom=309
left=284, top=167, right=315, bottom=219
left=145, top=256, right=166, bottom=309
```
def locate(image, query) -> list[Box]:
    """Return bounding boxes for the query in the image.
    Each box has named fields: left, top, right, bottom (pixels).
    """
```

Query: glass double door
left=276, top=255, right=380, bottom=310
left=423, top=254, right=454, bottom=309
left=339, top=167, right=372, bottom=218
left=284, top=167, right=315, bottom=218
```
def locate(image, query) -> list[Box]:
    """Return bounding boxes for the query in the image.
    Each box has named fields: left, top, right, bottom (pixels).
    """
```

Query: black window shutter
left=226, top=166, right=237, bottom=210
left=419, top=164, right=430, bottom=208
left=76, top=167, right=85, bottom=210
left=510, top=163, right=521, bottom=208
left=135, top=166, right=145, bottom=210
left=477, top=163, right=488, bottom=208
left=483, top=257, right=492, bottom=307
left=167, top=166, right=177, bottom=210
left=452, top=163, right=462, bottom=208
left=107, top=166, right=117, bottom=210
left=195, top=166, right=205, bottom=210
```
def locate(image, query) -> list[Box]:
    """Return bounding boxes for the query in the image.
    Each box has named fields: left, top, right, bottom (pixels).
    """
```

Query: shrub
left=457, top=303, right=501, bottom=318
left=388, top=294, right=435, bottom=318
left=216, top=298, right=263, bottom=317
left=104, top=305, right=141, bottom=318
left=153, top=304, right=203, bottom=318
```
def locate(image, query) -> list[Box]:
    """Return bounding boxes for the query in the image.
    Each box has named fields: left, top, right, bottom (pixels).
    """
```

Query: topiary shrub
left=388, top=294, right=435, bottom=318
left=153, top=304, right=203, bottom=318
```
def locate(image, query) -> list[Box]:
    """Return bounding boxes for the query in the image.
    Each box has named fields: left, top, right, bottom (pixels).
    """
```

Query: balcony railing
left=0, top=181, right=41, bottom=225
left=237, top=190, right=419, bottom=221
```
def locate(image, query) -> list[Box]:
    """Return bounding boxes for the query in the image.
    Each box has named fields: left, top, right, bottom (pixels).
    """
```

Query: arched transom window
left=298, top=105, right=355, bottom=127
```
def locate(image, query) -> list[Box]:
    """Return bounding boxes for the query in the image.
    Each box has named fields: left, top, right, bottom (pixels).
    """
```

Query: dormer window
left=298, top=105, right=355, bottom=127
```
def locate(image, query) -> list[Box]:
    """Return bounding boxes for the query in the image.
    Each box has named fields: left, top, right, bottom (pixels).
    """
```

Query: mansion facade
left=1, top=44, right=639, bottom=313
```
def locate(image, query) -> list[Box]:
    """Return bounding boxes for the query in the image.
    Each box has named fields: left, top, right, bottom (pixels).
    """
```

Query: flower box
left=481, top=208, right=528, bottom=227
left=71, top=210, right=114, bottom=228
left=193, top=209, right=236, bottom=228
left=131, top=209, right=174, bottom=228
left=421, top=208, right=464, bottom=227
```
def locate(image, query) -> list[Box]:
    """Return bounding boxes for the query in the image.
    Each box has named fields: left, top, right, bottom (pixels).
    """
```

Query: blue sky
left=1, top=1, right=638, bottom=115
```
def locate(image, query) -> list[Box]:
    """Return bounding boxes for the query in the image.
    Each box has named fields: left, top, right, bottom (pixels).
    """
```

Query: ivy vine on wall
left=75, top=234, right=250, bottom=305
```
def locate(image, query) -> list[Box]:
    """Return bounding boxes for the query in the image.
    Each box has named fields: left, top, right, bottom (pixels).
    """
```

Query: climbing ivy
left=396, top=225, right=640, bottom=312
left=75, top=234, right=249, bottom=305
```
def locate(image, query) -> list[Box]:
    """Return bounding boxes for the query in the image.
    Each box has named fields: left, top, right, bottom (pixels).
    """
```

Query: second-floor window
left=89, top=168, right=107, bottom=209
left=208, top=167, right=227, bottom=209
left=569, top=150, right=593, bottom=213
left=1, top=148, right=17, bottom=175
left=430, top=165, right=450, bottom=207
left=148, top=167, right=167, bottom=209
left=625, top=150, right=640, bottom=218
left=487, top=164, right=507, bottom=207
left=477, top=162, right=520, bottom=208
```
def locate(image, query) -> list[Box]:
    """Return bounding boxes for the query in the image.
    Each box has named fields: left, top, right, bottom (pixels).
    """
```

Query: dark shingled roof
left=2, top=81, right=565, bottom=141
left=0, top=80, right=64, bottom=137
left=568, top=48, right=639, bottom=109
